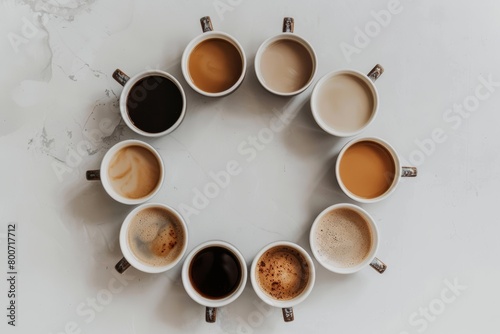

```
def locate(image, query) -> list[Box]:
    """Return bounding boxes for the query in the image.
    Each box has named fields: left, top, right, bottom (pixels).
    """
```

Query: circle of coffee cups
left=335, top=136, right=417, bottom=203
left=115, top=202, right=188, bottom=274
left=254, top=17, right=317, bottom=96
left=250, top=241, right=315, bottom=322
left=86, top=139, right=164, bottom=205
left=309, top=203, right=386, bottom=274
left=181, top=16, right=247, bottom=97
left=182, top=240, right=247, bottom=323
left=311, top=64, right=383, bottom=137
left=112, top=69, right=186, bottom=137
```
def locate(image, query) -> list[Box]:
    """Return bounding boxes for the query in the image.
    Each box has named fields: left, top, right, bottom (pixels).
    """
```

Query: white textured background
left=1, top=0, right=499, bottom=333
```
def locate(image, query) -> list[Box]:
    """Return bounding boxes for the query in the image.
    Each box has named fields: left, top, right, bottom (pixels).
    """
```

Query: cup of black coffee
left=112, top=69, right=186, bottom=137
left=181, top=240, right=247, bottom=323
left=250, top=241, right=315, bottom=322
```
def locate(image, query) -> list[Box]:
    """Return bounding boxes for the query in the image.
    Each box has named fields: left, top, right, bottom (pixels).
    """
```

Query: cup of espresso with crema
left=255, top=17, right=317, bottom=96
left=115, top=203, right=188, bottom=274
left=336, top=137, right=417, bottom=203
left=182, top=240, right=247, bottom=323
left=181, top=16, right=246, bottom=97
left=112, top=69, right=186, bottom=137
left=309, top=203, right=386, bottom=274
left=311, top=64, right=383, bottom=137
left=250, top=241, right=315, bottom=322
left=86, top=139, right=164, bottom=205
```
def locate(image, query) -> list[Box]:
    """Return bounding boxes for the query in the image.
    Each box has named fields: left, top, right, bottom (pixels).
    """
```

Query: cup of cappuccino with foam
left=86, top=139, right=164, bottom=205
left=250, top=241, right=315, bottom=322
left=115, top=203, right=188, bottom=274
left=309, top=203, right=387, bottom=274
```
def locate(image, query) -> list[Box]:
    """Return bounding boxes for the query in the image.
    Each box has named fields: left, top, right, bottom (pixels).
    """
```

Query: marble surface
left=1, top=0, right=499, bottom=333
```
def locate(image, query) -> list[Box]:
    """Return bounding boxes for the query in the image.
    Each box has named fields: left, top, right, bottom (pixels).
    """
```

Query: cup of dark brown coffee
left=115, top=202, right=188, bottom=274
left=335, top=137, right=417, bottom=203
left=181, top=240, right=247, bottom=323
left=309, top=203, right=386, bottom=274
left=311, top=64, right=383, bottom=137
left=181, top=16, right=247, bottom=97
left=112, top=69, right=186, bottom=137
left=255, top=17, right=317, bottom=96
left=250, top=241, right=315, bottom=322
left=86, top=139, right=164, bottom=205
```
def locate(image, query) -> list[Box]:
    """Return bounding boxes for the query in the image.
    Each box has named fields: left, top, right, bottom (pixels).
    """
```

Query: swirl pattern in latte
left=108, top=145, right=161, bottom=199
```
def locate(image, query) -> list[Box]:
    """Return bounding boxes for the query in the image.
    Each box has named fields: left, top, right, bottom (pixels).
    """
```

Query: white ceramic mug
left=311, top=64, right=383, bottom=137
left=86, top=139, right=165, bottom=205
left=335, top=136, right=417, bottom=203
left=181, top=16, right=247, bottom=97
left=112, top=69, right=186, bottom=137
left=115, top=202, right=188, bottom=274
left=250, top=241, right=315, bottom=322
left=182, top=240, right=247, bottom=323
left=254, top=17, right=317, bottom=96
left=309, top=203, right=386, bottom=274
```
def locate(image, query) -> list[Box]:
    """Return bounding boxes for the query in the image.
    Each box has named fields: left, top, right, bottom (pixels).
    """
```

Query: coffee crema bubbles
left=127, top=207, right=185, bottom=267
left=256, top=246, right=310, bottom=300
left=314, top=208, right=372, bottom=268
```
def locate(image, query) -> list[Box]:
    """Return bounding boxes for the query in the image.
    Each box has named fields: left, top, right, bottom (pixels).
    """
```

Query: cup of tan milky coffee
left=335, top=137, right=417, bottom=203
left=86, top=139, right=164, bottom=205
left=255, top=17, right=317, bottom=96
left=311, top=64, right=384, bottom=137
left=115, top=203, right=188, bottom=274
left=181, top=16, right=247, bottom=97
left=250, top=241, right=315, bottom=322
left=310, top=203, right=386, bottom=274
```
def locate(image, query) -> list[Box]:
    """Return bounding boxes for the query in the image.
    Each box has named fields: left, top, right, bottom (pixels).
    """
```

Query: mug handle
left=200, top=16, right=213, bottom=33
left=402, top=166, right=418, bottom=177
left=115, top=257, right=131, bottom=274
left=206, top=306, right=216, bottom=323
left=282, top=307, right=294, bottom=322
left=282, top=17, right=294, bottom=33
left=86, top=170, right=101, bottom=181
left=113, top=69, right=130, bottom=86
left=369, top=257, right=387, bottom=274
left=367, top=64, right=384, bottom=82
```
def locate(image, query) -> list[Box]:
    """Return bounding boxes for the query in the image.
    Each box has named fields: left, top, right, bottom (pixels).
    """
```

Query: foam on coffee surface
left=128, top=207, right=185, bottom=267
left=108, top=145, right=160, bottom=199
left=314, top=208, right=372, bottom=268
left=256, top=246, right=309, bottom=300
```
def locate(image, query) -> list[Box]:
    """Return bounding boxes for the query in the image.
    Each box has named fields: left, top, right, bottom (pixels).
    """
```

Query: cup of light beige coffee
left=115, top=203, right=188, bottom=274
left=182, top=240, right=247, bottom=323
left=181, top=16, right=246, bottom=97
left=86, top=139, right=164, bottom=205
left=311, top=64, right=383, bottom=137
left=309, top=203, right=386, bottom=274
left=336, top=137, right=417, bottom=203
left=255, top=17, right=317, bottom=96
left=250, top=241, right=315, bottom=322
